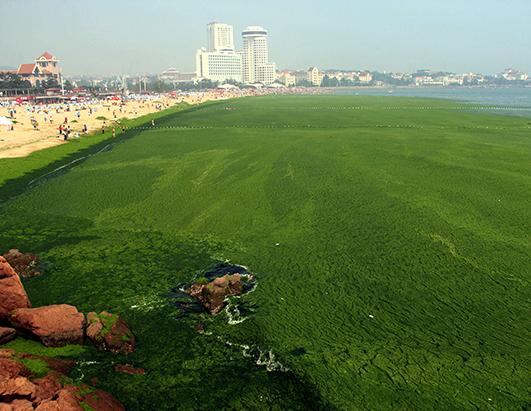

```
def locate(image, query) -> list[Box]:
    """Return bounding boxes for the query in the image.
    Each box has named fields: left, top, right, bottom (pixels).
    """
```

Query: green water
left=1, top=96, right=529, bottom=410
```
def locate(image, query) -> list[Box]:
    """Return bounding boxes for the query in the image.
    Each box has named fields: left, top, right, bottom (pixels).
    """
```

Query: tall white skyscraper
left=242, top=26, right=276, bottom=84
left=207, top=22, right=235, bottom=51
left=196, top=22, right=242, bottom=82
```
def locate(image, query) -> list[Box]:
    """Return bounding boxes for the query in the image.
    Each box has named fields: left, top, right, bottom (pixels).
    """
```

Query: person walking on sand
left=101, top=125, right=105, bottom=134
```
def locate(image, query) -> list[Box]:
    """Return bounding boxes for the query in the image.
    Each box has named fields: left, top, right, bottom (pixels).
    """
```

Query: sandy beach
left=0, top=87, right=313, bottom=159
left=0, top=97, right=176, bottom=158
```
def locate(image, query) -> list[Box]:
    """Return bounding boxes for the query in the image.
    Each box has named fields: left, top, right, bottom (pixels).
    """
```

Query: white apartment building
left=196, top=22, right=243, bottom=83
left=242, top=26, right=276, bottom=84
left=307, top=67, right=323, bottom=86
left=358, top=72, right=373, bottom=83
left=278, top=71, right=297, bottom=87
left=195, top=48, right=243, bottom=82
left=207, top=22, right=235, bottom=51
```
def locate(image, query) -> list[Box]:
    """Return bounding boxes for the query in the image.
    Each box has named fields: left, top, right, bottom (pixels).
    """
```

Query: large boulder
left=0, top=355, right=34, bottom=407
left=188, top=274, right=243, bottom=315
left=0, top=356, right=31, bottom=379
left=10, top=305, right=85, bottom=347
left=86, top=312, right=135, bottom=354
left=34, top=389, right=83, bottom=411
left=32, top=374, right=62, bottom=406
left=0, top=376, right=35, bottom=399
left=2, top=250, right=40, bottom=279
left=0, top=399, right=34, bottom=411
left=0, top=327, right=16, bottom=345
left=0, top=257, right=31, bottom=321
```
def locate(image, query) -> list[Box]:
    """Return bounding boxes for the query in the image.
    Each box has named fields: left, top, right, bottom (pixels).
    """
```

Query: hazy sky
left=1, top=0, right=530, bottom=76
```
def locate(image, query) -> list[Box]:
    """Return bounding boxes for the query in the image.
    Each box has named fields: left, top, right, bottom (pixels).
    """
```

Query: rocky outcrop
left=188, top=274, right=243, bottom=315
left=0, top=355, right=34, bottom=405
left=0, top=261, right=136, bottom=353
left=0, top=376, right=36, bottom=399
left=0, top=248, right=135, bottom=410
left=0, top=399, right=35, bottom=410
left=34, top=389, right=84, bottom=411
left=2, top=250, right=40, bottom=279
left=10, top=305, right=85, bottom=347
left=0, top=257, right=31, bottom=321
left=86, top=312, right=135, bottom=355
left=0, top=328, right=16, bottom=345
left=0, top=350, right=126, bottom=411
left=0, top=355, right=31, bottom=379
left=32, top=374, right=63, bottom=405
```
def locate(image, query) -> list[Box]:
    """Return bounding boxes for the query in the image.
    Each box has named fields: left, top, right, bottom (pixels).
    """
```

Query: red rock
left=0, top=399, right=34, bottom=411
left=0, top=376, right=35, bottom=398
left=0, top=357, right=31, bottom=379
left=0, top=257, right=17, bottom=278
left=188, top=274, right=244, bottom=315
left=213, top=276, right=227, bottom=287
left=10, top=305, right=85, bottom=347
left=86, top=312, right=135, bottom=354
left=2, top=250, right=40, bottom=279
left=82, top=390, right=125, bottom=411
left=0, top=349, right=15, bottom=358
left=34, top=389, right=83, bottom=411
left=0, top=257, right=31, bottom=321
left=114, top=364, right=145, bottom=375
left=0, top=328, right=16, bottom=345
left=32, top=374, right=62, bottom=405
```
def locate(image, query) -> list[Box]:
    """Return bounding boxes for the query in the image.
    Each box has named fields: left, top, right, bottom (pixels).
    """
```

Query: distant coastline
left=325, top=85, right=531, bottom=109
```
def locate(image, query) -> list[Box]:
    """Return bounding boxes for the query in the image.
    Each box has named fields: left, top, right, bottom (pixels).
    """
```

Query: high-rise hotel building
left=195, top=23, right=275, bottom=85
left=196, top=22, right=243, bottom=83
left=242, top=26, right=276, bottom=84
left=207, top=22, right=235, bottom=52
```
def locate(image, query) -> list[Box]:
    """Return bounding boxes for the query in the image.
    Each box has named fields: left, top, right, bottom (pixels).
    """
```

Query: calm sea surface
left=332, top=86, right=531, bottom=116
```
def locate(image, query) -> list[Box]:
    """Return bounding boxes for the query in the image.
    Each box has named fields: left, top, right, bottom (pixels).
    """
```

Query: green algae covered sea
left=0, top=95, right=529, bottom=410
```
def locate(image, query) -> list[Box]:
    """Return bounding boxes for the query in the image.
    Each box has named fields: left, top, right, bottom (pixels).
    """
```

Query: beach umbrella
left=0, top=116, right=13, bottom=125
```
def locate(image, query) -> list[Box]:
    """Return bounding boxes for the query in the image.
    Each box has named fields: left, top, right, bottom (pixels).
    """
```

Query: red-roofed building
left=39, top=52, right=54, bottom=60
left=14, top=52, right=61, bottom=87
left=17, top=63, right=38, bottom=75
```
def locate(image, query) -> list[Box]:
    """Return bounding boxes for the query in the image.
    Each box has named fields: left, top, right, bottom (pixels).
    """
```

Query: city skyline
left=1, top=0, right=531, bottom=76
